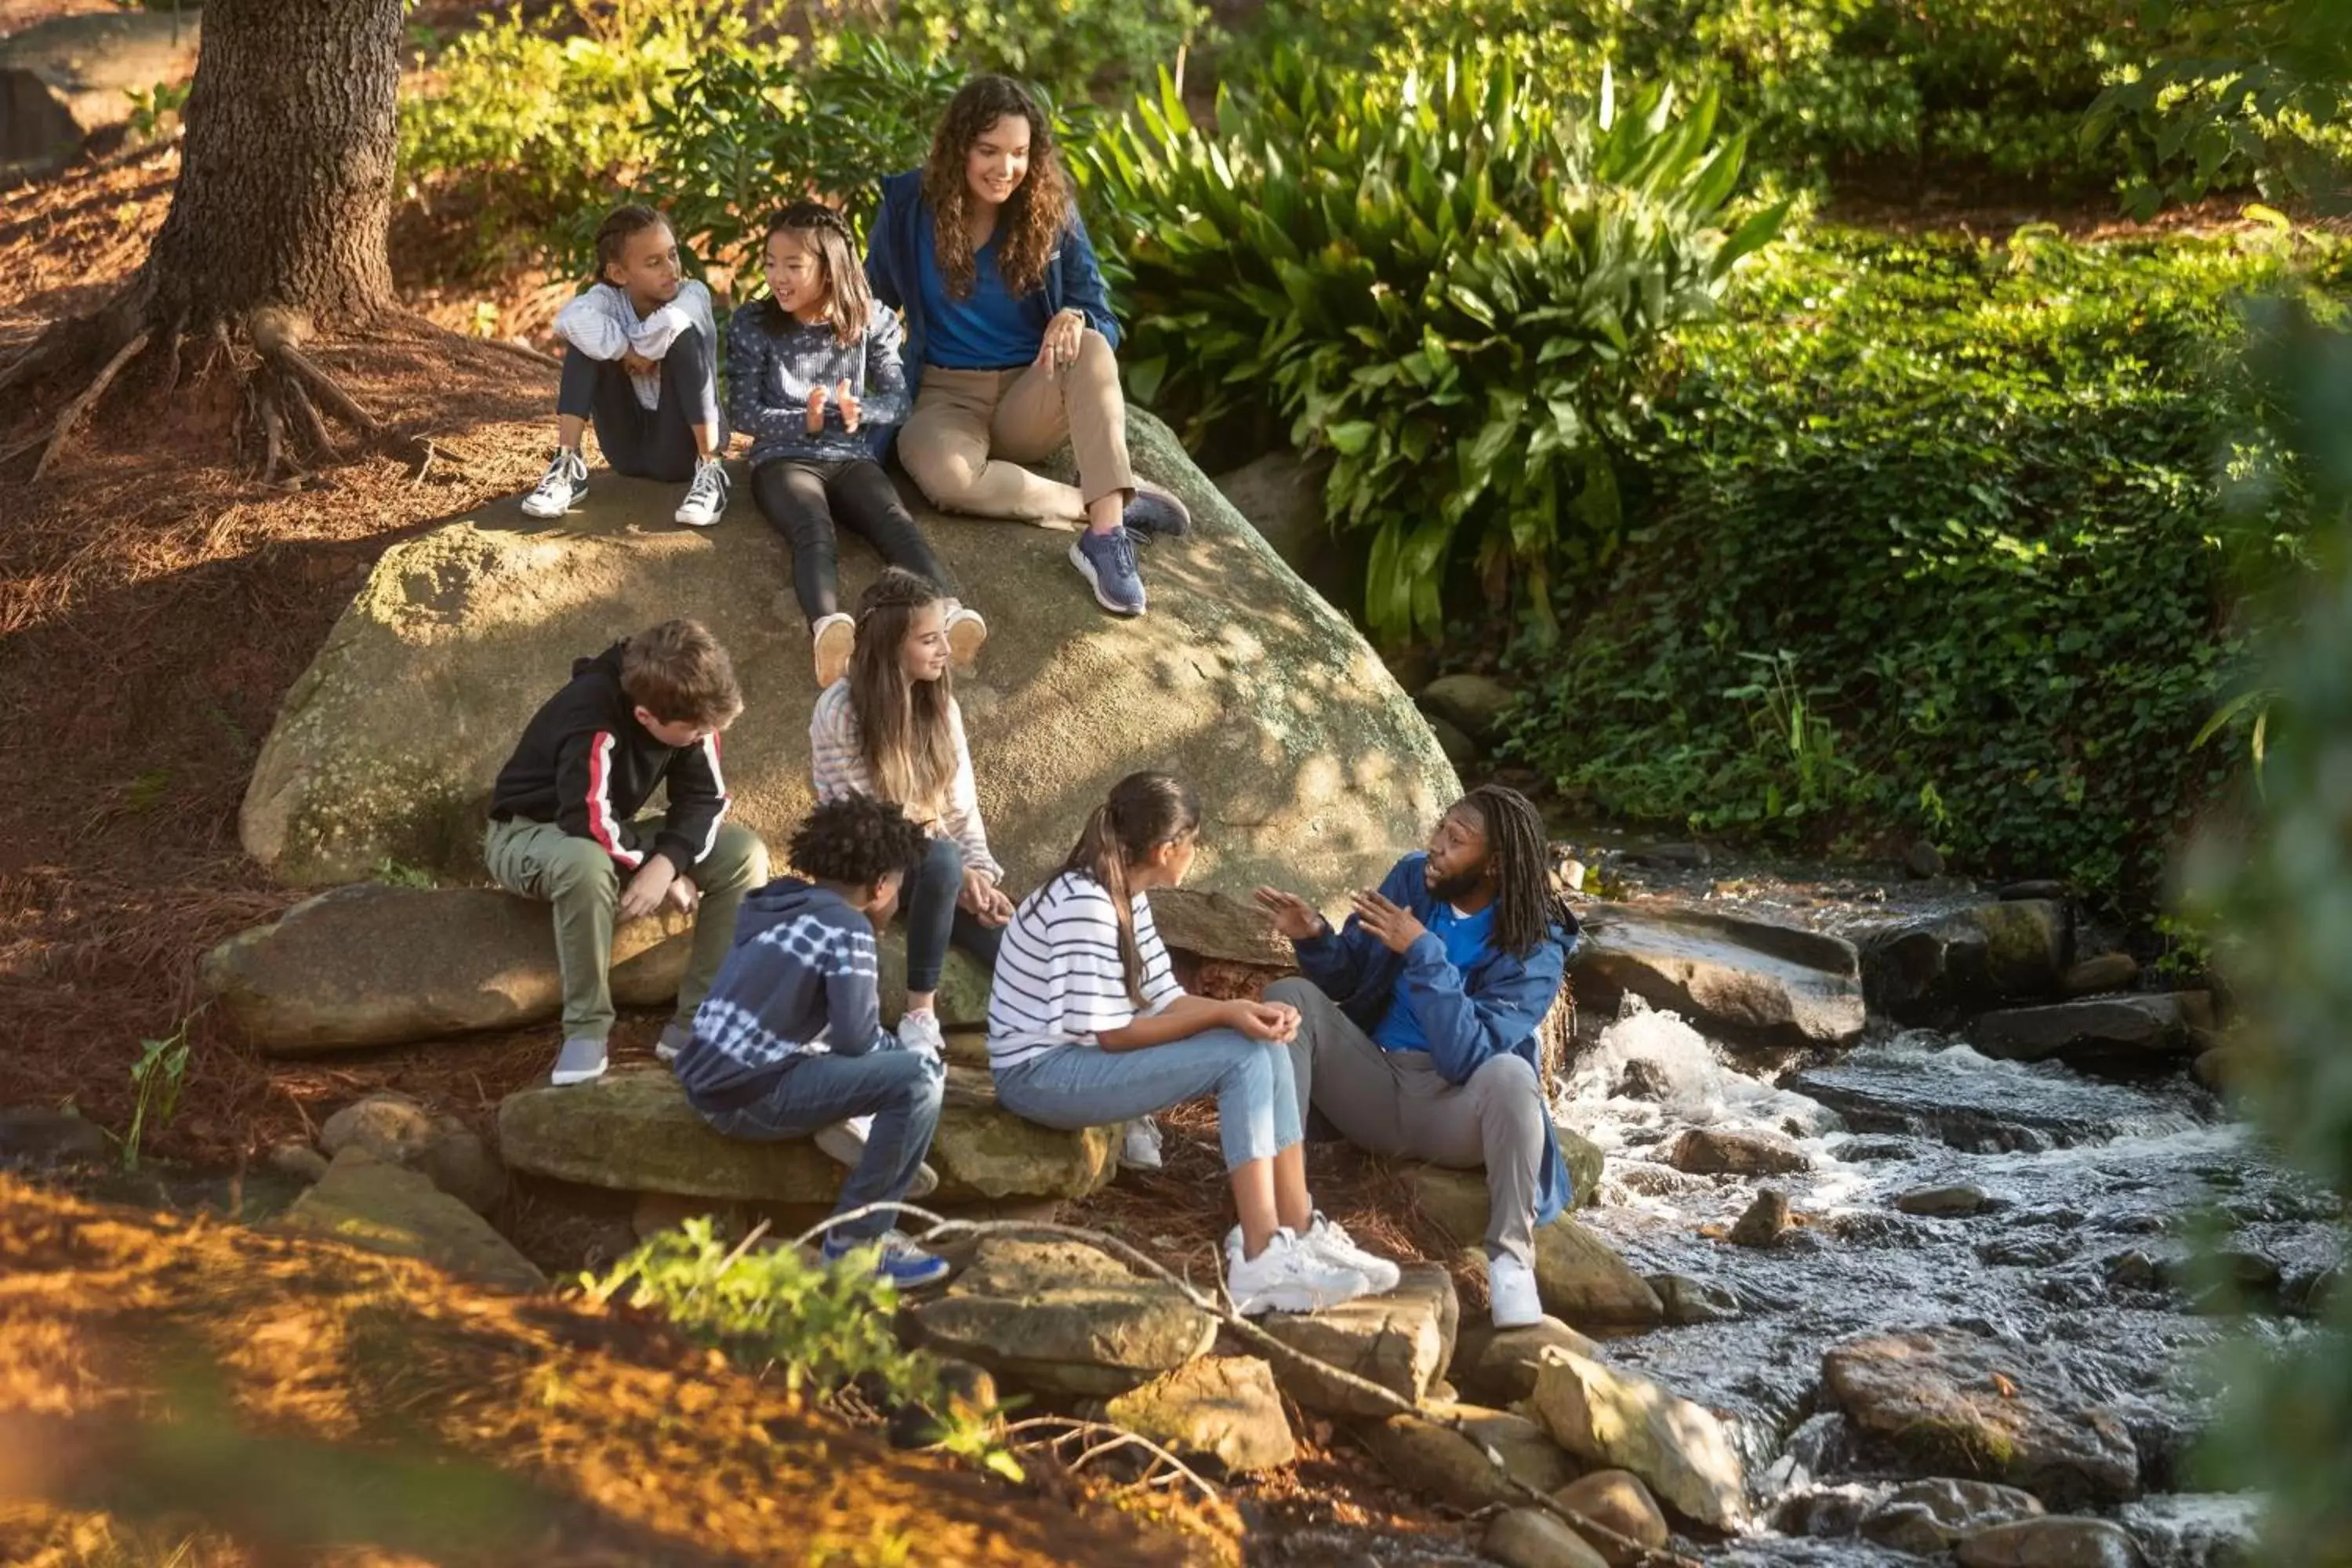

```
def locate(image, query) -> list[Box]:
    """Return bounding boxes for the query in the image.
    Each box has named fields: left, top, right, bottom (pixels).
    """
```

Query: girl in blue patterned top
left=728, top=203, right=985, bottom=688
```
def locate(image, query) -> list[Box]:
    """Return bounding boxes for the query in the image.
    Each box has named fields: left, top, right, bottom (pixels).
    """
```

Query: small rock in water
left=1614, top=1058, right=1673, bottom=1101
left=1958, top=1516, right=2143, bottom=1568
left=2062, top=953, right=2140, bottom=996
left=2001, top=880, right=2071, bottom=902
left=1730, top=1188, right=1792, bottom=1247
left=1860, top=1478, right=2046, bottom=1555
left=1555, top=1468, right=1670, bottom=1562
left=2114, top=1494, right=2263, bottom=1568
left=1898, top=1183, right=1994, bottom=1218
left=1904, top=839, right=1947, bottom=878
left=265, top=1141, right=330, bottom=1184
left=1484, top=1507, right=1609, bottom=1568
left=1669, top=1128, right=1811, bottom=1177
left=1648, top=1273, right=1742, bottom=1324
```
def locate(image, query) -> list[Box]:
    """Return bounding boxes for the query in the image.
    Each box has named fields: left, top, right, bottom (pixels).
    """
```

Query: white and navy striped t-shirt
left=987, top=870, right=1183, bottom=1072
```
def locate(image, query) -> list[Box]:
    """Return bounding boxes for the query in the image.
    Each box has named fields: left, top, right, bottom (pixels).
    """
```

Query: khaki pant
left=1267, top=975, right=1548, bottom=1266
left=484, top=816, right=769, bottom=1044
left=898, top=328, right=1134, bottom=522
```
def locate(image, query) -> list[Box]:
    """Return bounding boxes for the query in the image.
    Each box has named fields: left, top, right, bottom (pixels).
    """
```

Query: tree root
left=0, top=329, right=152, bottom=481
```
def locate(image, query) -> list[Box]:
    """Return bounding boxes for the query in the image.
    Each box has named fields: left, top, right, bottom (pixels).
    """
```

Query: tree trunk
left=132, top=0, right=401, bottom=328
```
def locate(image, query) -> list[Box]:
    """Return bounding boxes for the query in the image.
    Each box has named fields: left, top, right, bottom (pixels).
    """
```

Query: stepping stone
left=1531, top=1348, right=1748, bottom=1530
left=1668, top=1127, right=1809, bottom=1176
left=1450, top=1316, right=1599, bottom=1406
left=275, top=1149, right=544, bottom=1292
left=1103, top=1355, right=1295, bottom=1474
left=904, top=1237, right=1214, bottom=1398
left=496, top=1066, right=1114, bottom=1205
left=1257, top=1262, right=1457, bottom=1416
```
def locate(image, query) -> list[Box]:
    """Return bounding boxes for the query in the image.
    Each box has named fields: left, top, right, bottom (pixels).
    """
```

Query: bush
left=397, top=0, right=754, bottom=267
left=1085, top=52, right=1783, bottom=640
left=1509, top=225, right=2325, bottom=906
left=862, top=0, right=1210, bottom=96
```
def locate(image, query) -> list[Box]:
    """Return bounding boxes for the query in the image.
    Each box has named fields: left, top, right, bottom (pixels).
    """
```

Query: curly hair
left=789, top=793, right=927, bottom=889
left=848, top=568, right=959, bottom=825
left=922, top=75, right=1072, bottom=301
left=760, top=201, right=871, bottom=347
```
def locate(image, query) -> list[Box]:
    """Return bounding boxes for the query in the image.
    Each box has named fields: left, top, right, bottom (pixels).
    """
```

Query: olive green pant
left=483, top=816, right=769, bottom=1044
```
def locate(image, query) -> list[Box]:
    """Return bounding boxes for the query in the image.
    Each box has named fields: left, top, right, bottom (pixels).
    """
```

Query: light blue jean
left=993, top=1028, right=1301, bottom=1171
left=695, top=1045, right=946, bottom=1242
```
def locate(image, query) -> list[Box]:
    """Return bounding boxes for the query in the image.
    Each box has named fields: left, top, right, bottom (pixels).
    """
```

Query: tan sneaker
left=945, top=601, right=988, bottom=670
left=812, top=612, right=855, bottom=688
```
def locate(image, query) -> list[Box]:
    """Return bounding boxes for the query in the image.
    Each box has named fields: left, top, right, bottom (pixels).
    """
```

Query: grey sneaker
left=1123, top=480, right=1191, bottom=538
left=655, top=1022, right=692, bottom=1065
left=549, top=1035, right=608, bottom=1087
left=674, top=456, right=730, bottom=527
left=1070, top=525, right=1145, bottom=616
left=521, top=448, right=588, bottom=518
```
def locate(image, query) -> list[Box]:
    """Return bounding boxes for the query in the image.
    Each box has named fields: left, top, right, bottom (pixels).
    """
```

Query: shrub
left=1085, top=52, right=1784, bottom=640
left=1509, top=226, right=2325, bottom=906
left=862, top=0, right=1211, bottom=95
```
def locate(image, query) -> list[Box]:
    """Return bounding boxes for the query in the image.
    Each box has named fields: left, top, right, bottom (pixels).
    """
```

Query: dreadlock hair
left=846, top=568, right=960, bottom=826
left=921, top=75, right=1072, bottom=300
left=760, top=201, right=872, bottom=347
left=1062, top=771, right=1200, bottom=1008
left=592, top=204, right=670, bottom=286
left=789, top=793, right=927, bottom=891
left=1458, top=783, right=1572, bottom=960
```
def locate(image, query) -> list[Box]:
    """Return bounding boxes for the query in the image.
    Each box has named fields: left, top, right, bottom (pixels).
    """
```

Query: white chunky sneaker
left=1301, top=1212, right=1402, bottom=1294
left=895, top=1009, right=946, bottom=1060
left=1487, top=1250, right=1544, bottom=1329
left=813, top=1114, right=937, bottom=1200
left=1227, top=1227, right=1373, bottom=1316
left=1120, top=1116, right=1164, bottom=1171
left=674, top=455, right=730, bottom=527
left=521, top=448, right=588, bottom=518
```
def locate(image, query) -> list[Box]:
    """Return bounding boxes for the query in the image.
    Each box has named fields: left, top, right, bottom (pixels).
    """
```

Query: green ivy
left=1085, top=49, right=1783, bottom=640
left=1509, top=225, right=2328, bottom=909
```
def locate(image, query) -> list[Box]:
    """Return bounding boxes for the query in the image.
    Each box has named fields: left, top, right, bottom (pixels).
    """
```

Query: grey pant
left=1269, top=975, right=1547, bottom=1266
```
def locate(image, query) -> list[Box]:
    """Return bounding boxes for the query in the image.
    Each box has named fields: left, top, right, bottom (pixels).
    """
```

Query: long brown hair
left=1061, top=772, right=1200, bottom=1007
left=847, top=568, right=960, bottom=824
left=760, top=201, right=871, bottom=347
left=922, top=75, right=1072, bottom=301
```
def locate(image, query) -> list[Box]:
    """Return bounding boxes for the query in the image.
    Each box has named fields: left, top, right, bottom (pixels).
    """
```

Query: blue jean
left=993, top=1028, right=1301, bottom=1171
left=698, top=1046, right=945, bottom=1241
left=902, top=835, right=1003, bottom=993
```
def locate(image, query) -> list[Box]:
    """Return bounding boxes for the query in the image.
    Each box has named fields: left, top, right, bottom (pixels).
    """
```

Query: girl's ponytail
left=1058, top=773, right=1201, bottom=1008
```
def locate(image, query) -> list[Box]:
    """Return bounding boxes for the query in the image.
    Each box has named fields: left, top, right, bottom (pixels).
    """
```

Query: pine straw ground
left=0, top=1174, right=1217, bottom=1568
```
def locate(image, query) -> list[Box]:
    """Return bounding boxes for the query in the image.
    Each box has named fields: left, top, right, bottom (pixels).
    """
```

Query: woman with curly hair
left=866, top=75, right=1189, bottom=619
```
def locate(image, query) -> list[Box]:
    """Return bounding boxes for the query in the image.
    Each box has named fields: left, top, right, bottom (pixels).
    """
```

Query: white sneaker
left=655, top=1022, right=691, bottom=1064
left=1227, top=1227, right=1374, bottom=1316
left=1301, top=1213, right=1402, bottom=1294
left=521, top=448, right=588, bottom=518
left=896, top=1009, right=946, bottom=1060
left=674, top=456, right=730, bottom=527
left=1120, top=1116, right=1164, bottom=1171
left=1488, top=1250, right=1544, bottom=1328
left=815, top=1115, right=876, bottom=1168
left=944, top=601, right=989, bottom=668
left=811, top=612, right=855, bottom=688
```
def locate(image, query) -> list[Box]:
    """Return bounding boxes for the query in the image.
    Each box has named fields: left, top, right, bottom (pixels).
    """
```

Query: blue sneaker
left=1123, top=480, right=1191, bottom=539
left=822, top=1229, right=952, bottom=1289
left=1070, top=525, right=1146, bottom=616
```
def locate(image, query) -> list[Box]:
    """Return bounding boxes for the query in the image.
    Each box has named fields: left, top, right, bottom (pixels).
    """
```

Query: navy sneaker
left=1123, top=480, right=1191, bottom=539
left=822, top=1229, right=952, bottom=1289
left=1070, top=525, right=1146, bottom=616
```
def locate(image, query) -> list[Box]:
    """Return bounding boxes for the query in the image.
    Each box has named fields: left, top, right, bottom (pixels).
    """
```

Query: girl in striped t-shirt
left=988, top=772, right=1403, bottom=1316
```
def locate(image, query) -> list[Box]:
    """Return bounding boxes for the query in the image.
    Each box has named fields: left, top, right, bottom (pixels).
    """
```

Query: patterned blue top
left=726, top=300, right=911, bottom=468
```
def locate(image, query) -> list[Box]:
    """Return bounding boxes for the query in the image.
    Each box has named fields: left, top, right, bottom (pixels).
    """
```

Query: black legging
left=556, top=325, right=714, bottom=484
left=750, top=456, right=955, bottom=623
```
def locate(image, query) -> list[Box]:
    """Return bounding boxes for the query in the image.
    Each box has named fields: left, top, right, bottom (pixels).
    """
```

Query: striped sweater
left=808, top=681, right=1000, bottom=882
left=986, top=870, right=1183, bottom=1073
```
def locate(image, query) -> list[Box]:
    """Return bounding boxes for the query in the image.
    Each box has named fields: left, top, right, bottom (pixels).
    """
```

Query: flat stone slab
left=496, top=1065, right=1115, bottom=1205
left=1531, top=1348, right=1748, bottom=1530
left=906, top=1237, right=1215, bottom=1398
left=1572, top=904, right=1864, bottom=1046
left=1257, top=1262, right=1458, bottom=1416
left=1822, top=1327, right=2142, bottom=1508
left=1973, top=994, right=2209, bottom=1066
left=275, top=1149, right=545, bottom=1293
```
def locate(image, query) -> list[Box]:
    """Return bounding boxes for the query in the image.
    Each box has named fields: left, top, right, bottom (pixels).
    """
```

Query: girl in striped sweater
left=811, top=569, right=1011, bottom=1059
left=986, top=771, right=1406, bottom=1317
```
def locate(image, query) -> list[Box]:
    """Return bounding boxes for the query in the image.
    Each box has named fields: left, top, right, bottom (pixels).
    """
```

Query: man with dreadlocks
left=1255, top=785, right=1579, bottom=1327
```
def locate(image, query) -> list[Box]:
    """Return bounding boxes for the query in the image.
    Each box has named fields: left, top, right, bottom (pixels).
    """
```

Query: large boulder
left=496, top=1066, right=1115, bottom=1205
left=240, top=412, right=1457, bottom=906
left=1530, top=1349, right=1748, bottom=1530
left=1210, top=447, right=1353, bottom=605
left=1865, top=900, right=2071, bottom=1022
left=0, top=12, right=201, bottom=177
left=1570, top=905, right=1865, bottom=1047
left=904, top=1237, right=1215, bottom=1397
left=274, top=1149, right=545, bottom=1293
left=1821, top=1327, right=2142, bottom=1507
left=1971, top=994, right=2209, bottom=1068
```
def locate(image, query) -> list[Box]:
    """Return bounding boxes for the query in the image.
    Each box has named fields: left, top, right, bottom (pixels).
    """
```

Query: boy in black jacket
left=486, top=618, right=769, bottom=1087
